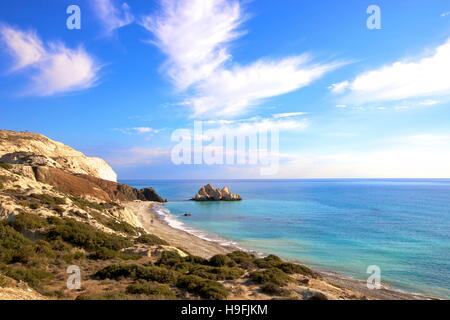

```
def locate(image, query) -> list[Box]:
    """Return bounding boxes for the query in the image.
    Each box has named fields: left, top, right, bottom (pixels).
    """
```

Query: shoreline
left=125, top=201, right=435, bottom=300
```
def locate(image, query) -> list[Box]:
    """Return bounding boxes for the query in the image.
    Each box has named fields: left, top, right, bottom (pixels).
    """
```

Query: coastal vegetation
left=0, top=210, right=317, bottom=299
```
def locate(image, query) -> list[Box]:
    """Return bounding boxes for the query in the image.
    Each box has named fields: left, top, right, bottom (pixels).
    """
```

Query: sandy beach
left=125, top=201, right=434, bottom=300
left=127, top=201, right=237, bottom=258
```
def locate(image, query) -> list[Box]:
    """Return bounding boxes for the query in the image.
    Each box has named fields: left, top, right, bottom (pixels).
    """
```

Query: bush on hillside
left=126, top=281, right=176, bottom=299
left=45, top=218, right=132, bottom=251
left=249, top=268, right=290, bottom=287
left=176, top=275, right=228, bottom=300
left=136, top=234, right=168, bottom=246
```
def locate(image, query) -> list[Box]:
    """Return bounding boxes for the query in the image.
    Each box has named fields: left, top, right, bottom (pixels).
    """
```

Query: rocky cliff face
left=0, top=130, right=117, bottom=182
left=192, top=184, right=242, bottom=201
left=0, top=132, right=166, bottom=201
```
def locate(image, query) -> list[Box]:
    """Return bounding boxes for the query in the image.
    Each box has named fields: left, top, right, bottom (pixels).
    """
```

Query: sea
left=124, top=179, right=450, bottom=299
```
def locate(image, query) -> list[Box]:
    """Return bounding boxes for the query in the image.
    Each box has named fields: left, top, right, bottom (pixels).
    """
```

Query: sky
left=1, top=0, right=450, bottom=179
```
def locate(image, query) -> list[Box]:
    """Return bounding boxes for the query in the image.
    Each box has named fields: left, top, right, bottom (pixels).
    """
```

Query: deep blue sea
left=124, top=179, right=450, bottom=298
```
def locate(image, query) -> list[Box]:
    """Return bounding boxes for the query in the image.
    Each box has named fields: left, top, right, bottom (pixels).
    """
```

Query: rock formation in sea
left=192, top=184, right=242, bottom=201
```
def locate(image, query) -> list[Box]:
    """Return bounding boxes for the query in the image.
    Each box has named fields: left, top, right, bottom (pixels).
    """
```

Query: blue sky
left=1, top=0, right=450, bottom=179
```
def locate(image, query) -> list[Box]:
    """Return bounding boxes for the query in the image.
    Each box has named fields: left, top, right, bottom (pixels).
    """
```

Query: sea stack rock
left=192, top=184, right=242, bottom=201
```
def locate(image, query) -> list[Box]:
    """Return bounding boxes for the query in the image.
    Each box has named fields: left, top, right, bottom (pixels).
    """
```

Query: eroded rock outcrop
left=192, top=184, right=241, bottom=201
left=32, top=166, right=166, bottom=203
left=0, top=130, right=117, bottom=182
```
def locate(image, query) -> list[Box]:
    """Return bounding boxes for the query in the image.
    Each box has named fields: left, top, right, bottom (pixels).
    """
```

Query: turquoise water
left=124, top=179, right=450, bottom=298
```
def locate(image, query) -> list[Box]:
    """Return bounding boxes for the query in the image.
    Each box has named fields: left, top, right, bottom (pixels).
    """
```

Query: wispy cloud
left=187, top=56, right=341, bottom=118
left=92, top=0, right=134, bottom=33
left=272, top=112, right=307, bottom=119
left=143, top=0, right=341, bottom=118
left=0, top=26, right=44, bottom=71
left=141, top=0, right=242, bottom=90
left=115, top=127, right=158, bottom=135
left=441, top=11, right=450, bottom=17
left=330, top=38, right=450, bottom=105
left=0, top=25, right=100, bottom=96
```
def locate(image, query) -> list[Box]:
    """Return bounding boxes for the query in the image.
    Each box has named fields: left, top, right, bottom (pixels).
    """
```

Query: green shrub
left=277, top=262, right=316, bottom=277
left=260, top=283, right=290, bottom=296
left=92, top=249, right=140, bottom=261
left=94, top=264, right=139, bottom=280
left=254, top=254, right=283, bottom=268
left=0, top=224, right=35, bottom=264
left=156, top=251, right=184, bottom=266
left=45, top=218, right=132, bottom=251
left=189, top=268, right=216, bottom=280
left=211, top=267, right=245, bottom=280
left=183, top=255, right=208, bottom=265
left=176, top=275, right=228, bottom=300
left=94, top=264, right=178, bottom=284
left=70, top=197, right=118, bottom=212
left=30, top=194, right=66, bottom=206
left=249, top=268, right=290, bottom=287
left=208, top=254, right=236, bottom=267
left=34, top=240, right=56, bottom=258
left=126, top=281, right=176, bottom=299
left=2, top=266, right=53, bottom=290
left=106, top=220, right=138, bottom=235
left=226, top=251, right=256, bottom=269
left=88, top=248, right=120, bottom=260
left=136, top=234, right=168, bottom=246
left=8, top=213, right=48, bottom=232
left=76, top=292, right=132, bottom=300
left=136, top=266, right=178, bottom=283
left=50, top=239, right=73, bottom=252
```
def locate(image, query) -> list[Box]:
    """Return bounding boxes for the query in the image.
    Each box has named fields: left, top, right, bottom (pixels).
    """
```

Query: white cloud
left=331, top=39, right=450, bottom=105
left=442, top=11, right=450, bottom=17
left=329, top=81, right=349, bottom=94
left=116, top=127, right=158, bottom=135
left=143, top=0, right=341, bottom=118
left=141, top=0, right=242, bottom=90
left=0, top=25, right=100, bottom=96
left=272, top=112, right=307, bottom=119
left=335, top=104, right=347, bottom=108
left=419, top=99, right=439, bottom=106
left=92, top=0, right=134, bottom=33
left=390, top=99, right=441, bottom=111
left=188, top=56, right=341, bottom=117
left=0, top=25, right=44, bottom=70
